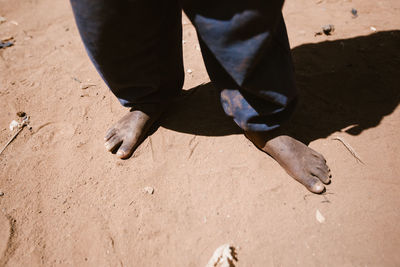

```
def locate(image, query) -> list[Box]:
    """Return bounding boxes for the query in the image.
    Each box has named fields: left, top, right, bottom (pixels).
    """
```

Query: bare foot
left=245, top=132, right=331, bottom=194
left=104, top=109, right=162, bottom=159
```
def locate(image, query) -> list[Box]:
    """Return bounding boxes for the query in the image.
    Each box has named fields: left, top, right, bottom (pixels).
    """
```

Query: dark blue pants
left=70, top=0, right=297, bottom=132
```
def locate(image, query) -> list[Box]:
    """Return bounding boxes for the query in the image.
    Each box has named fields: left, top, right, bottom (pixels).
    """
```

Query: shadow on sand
left=161, top=30, right=400, bottom=143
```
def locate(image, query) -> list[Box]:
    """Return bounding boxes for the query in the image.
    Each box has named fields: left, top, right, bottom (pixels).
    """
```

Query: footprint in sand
left=31, top=122, right=75, bottom=147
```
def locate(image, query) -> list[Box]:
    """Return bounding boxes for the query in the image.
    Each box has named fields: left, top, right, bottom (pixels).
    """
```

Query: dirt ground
left=0, top=0, right=400, bottom=266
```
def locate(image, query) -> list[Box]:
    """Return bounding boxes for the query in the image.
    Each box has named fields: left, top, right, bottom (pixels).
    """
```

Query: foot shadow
left=161, top=30, right=400, bottom=141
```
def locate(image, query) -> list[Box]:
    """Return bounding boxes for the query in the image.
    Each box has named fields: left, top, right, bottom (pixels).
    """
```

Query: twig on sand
left=332, top=136, right=364, bottom=164
left=0, top=116, right=31, bottom=156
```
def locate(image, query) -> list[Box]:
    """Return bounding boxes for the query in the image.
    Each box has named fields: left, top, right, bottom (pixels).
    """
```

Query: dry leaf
left=206, top=244, right=237, bottom=267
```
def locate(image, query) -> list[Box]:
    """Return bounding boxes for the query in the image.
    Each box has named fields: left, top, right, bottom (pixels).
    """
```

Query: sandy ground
left=0, top=0, right=400, bottom=266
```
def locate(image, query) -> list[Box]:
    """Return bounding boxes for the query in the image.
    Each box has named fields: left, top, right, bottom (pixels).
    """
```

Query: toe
left=104, top=135, right=122, bottom=151
left=117, top=144, right=134, bottom=159
left=311, top=167, right=331, bottom=184
left=303, top=175, right=325, bottom=194
left=312, top=151, right=326, bottom=163
left=318, top=162, right=330, bottom=173
left=104, top=128, right=117, bottom=141
left=116, top=137, right=139, bottom=159
left=317, top=161, right=332, bottom=179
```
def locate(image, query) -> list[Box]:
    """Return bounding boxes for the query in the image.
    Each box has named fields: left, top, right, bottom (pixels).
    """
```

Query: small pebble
left=316, top=209, right=326, bottom=223
left=9, top=120, right=19, bottom=131
left=370, top=26, right=377, bottom=32
left=187, top=69, right=193, bottom=74
left=0, top=16, right=6, bottom=24
left=351, top=8, right=358, bottom=18
left=322, top=24, right=335, bottom=35
left=0, top=191, right=4, bottom=196
left=143, top=186, right=154, bottom=195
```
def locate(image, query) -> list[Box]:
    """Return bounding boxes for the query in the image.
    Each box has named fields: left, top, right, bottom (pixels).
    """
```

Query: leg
left=184, top=1, right=331, bottom=193
left=70, top=0, right=183, bottom=158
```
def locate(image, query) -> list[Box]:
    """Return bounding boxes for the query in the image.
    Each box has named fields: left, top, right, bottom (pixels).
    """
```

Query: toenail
left=117, top=150, right=126, bottom=156
left=313, top=183, right=325, bottom=193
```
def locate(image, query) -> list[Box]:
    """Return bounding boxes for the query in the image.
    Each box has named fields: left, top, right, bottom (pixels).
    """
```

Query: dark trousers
left=70, top=0, right=297, bottom=132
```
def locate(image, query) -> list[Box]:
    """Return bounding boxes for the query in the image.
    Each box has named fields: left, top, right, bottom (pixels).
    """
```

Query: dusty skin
left=245, top=132, right=331, bottom=193
left=104, top=109, right=162, bottom=159
left=106, top=110, right=331, bottom=193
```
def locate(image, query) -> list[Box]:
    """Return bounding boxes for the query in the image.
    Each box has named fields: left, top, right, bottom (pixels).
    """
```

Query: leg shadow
left=289, top=30, right=400, bottom=144
left=162, top=30, right=400, bottom=140
left=161, top=83, right=243, bottom=136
